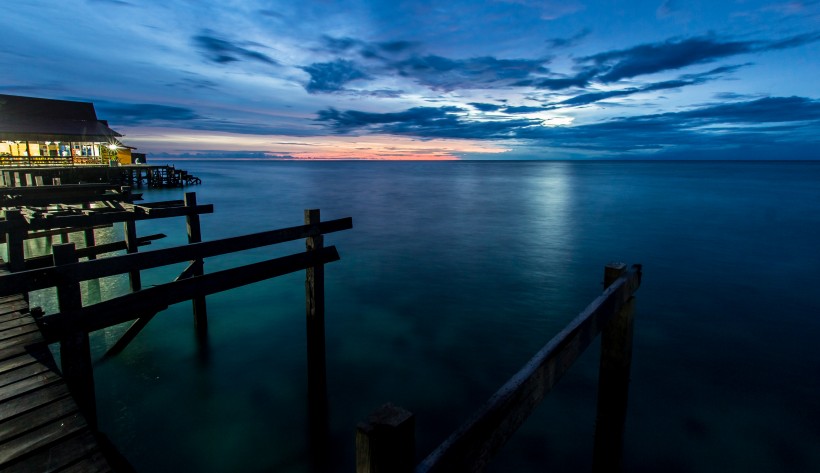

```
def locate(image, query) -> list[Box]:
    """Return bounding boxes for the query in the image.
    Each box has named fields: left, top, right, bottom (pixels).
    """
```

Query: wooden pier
left=0, top=260, right=119, bottom=472
left=1, top=165, right=200, bottom=189
left=1, top=179, right=352, bottom=470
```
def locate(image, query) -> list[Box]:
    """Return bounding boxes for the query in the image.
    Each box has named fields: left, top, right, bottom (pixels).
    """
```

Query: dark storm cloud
left=95, top=102, right=200, bottom=124
left=192, top=32, right=278, bottom=65
left=302, top=60, right=370, bottom=93
left=580, top=33, right=820, bottom=83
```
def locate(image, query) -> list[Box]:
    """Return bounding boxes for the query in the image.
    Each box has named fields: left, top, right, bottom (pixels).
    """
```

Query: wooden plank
left=0, top=383, right=72, bottom=420
left=0, top=323, right=41, bottom=342
left=416, top=266, right=641, bottom=473
left=0, top=203, right=213, bottom=234
left=0, top=362, right=52, bottom=389
left=0, top=301, right=29, bottom=316
left=0, top=413, right=88, bottom=464
left=22, top=233, right=165, bottom=271
left=57, top=451, right=114, bottom=473
left=39, top=246, right=341, bottom=341
left=0, top=370, right=62, bottom=404
left=0, top=318, right=35, bottom=333
left=0, top=217, right=352, bottom=296
left=0, top=396, right=79, bottom=443
left=0, top=352, right=40, bottom=375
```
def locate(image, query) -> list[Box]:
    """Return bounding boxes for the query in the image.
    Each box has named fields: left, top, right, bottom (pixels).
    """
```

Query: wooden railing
left=0, top=209, right=352, bottom=430
left=357, top=263, right=642, bottom=473
left=0, top=155, right=107, bottom=167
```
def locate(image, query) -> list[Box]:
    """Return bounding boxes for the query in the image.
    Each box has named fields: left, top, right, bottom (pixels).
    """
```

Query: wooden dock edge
left=0, top=259, right=130, bottom=472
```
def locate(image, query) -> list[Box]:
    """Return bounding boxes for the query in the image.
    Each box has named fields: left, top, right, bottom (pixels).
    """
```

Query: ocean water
left=25, top=160, right=820, bottom=472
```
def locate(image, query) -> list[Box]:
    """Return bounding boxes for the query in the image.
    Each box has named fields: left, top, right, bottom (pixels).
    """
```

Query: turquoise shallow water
left=23, top=160, right=820, bottom=472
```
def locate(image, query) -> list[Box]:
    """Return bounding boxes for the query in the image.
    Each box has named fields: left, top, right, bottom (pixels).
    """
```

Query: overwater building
left=0, top=94, right=135, bottom=166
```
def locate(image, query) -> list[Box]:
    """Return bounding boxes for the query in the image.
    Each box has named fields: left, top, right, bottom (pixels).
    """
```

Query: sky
left=3, top=0, right=820, bottom=160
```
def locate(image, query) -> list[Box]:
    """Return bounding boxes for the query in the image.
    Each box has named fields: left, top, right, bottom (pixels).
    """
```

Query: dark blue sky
left=4, top=0, right=819, bottom=159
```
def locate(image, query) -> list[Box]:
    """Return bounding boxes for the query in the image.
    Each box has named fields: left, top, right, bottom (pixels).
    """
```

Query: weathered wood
left=592, top=263, right=637, bottom=473
left=123, top=220, right=141, bottom=292
left=23, top=233, right=165, bottom=271
left=52, top=243, right=97, bottom=430
left=416, top=265, right=642, bottom=473
left=39, top=246, right=341, bottom=341
left=0, top=412, right=87, bottom=464
left=0, top=217, right=352, bottom=296
left=3, top=210, right=26, bottom=272
left=357, top=404, right=415, bottom=473
left=82, top=203, right=97, bottom=261
left=185, top=192, right=207, bottom=335
left=0, top=383, right=71, bottom=420
left=304, top=210, right=328, bottom=424
left=0, top=204, right=213, bottom=233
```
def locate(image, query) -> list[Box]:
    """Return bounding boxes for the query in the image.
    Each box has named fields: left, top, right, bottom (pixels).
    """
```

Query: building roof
left=0, top=94, right=122, bottom=142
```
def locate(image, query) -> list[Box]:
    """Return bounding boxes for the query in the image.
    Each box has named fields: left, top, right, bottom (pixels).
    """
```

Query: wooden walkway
left=0, top=260, right=116, bottom=472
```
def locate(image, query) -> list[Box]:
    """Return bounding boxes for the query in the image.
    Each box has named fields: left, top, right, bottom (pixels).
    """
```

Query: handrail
left=38, top=246, right=341, bottom=342
left=416, top=265, right=641, bottom=472
left=0, top=216, right=353, bottom=296
left=356, top=263, right=642, bottom=473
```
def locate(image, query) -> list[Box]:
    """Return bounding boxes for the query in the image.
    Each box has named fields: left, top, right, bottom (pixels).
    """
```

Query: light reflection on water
left=13, top=161, right=820, bottom=473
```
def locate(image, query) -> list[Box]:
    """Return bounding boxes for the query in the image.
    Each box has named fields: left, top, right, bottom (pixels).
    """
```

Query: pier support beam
left=185, top=192, right=207, bottom=336
left=53, top=243, right=97, bottom=430
left=305, top=209, right=329, bottom=462
left=592, top=262, right=635, bottom=473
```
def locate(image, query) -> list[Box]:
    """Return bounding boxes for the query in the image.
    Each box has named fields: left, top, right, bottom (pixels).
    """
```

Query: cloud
left=553, top=64, right=748, bottom=108
left=469, top=102, right=504, bottom=112
left=580, top=33, right=820, bottom=83
left=517, top=68, right=599, bottom=90
left=302, top=60, right=370, bottom=93
left=503, top=105, right=545, bottom=113
left=545, top=29, right=591, bottom=49
left=94, top=102, right=200, bottom=124
left=314, top=96, right=820, bottom=157
left=392, top=55, right=550, bottom=91
left=192, top=32, right=278, bottom=65
left=496, top=0, right=585, bottom=20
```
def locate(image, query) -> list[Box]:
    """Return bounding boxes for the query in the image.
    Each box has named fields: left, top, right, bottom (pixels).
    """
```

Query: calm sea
left=26, top=160, right=820, bottom=472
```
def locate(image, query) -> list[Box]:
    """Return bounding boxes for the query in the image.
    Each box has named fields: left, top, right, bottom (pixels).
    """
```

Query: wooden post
left=82, top=204, right=96, bottom=260
left=53, top=243, right=97, bottom=430
left=304, top=209, right=328, bottom=405
left=185, top=192, right=207, bottom=334
left=356, top=404, right=415, bottom=473
left=3, top=209, right=26, bottom=272
left=124, top=219, right=142, bottom=291
left=305, top=209, right=330, bottom=462
left=592, top=262, right=635, bottom=473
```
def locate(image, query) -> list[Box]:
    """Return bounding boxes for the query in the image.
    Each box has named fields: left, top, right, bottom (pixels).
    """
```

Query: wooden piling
left=53, top=243, right=97, bottom=430
left=124, top=220, right=142, bottom=291
left=305, top=209, right=328, bottom=402
left=356, top=404, right=415, bottom=473
left=185, top=192, right=207, bottom=334
left=2, top=209, right=26, bottom=272
left=592, top=262, right=635, bottom=473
